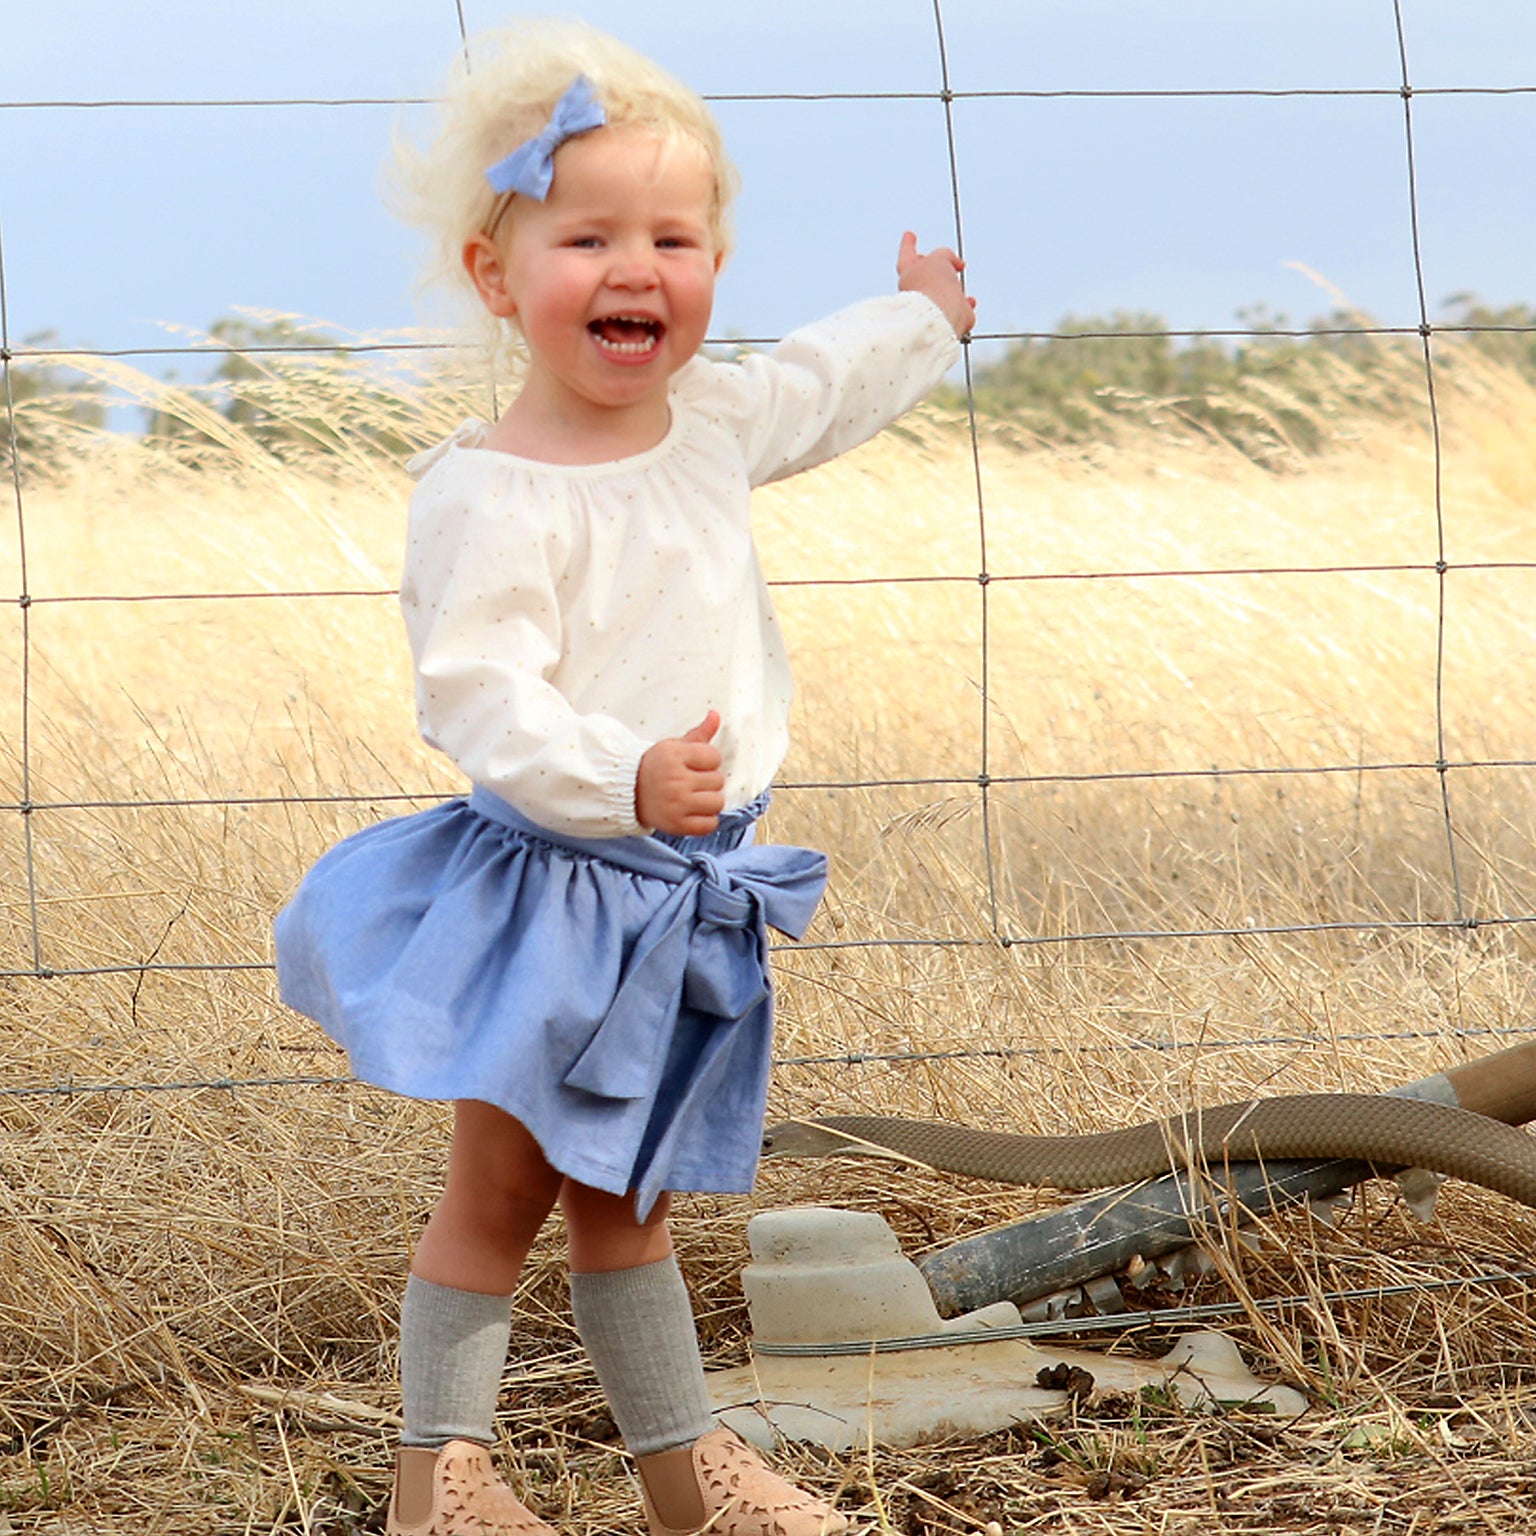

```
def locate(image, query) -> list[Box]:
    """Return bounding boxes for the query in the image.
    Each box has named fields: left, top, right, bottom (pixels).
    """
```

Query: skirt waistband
left=466, top=785, right=770, bottom=877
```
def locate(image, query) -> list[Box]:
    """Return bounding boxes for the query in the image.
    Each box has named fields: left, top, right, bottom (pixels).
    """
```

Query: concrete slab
left=704, top=1206, right=1306, bottom=1451
left=708, top=1329, right=1304, bottom=1452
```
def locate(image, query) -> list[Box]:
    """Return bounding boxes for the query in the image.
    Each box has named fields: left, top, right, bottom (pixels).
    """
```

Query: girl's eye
left=570, top=235, right=603, bottom=249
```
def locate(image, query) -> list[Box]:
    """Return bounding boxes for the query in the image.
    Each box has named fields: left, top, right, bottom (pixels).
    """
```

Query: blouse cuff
left=899, top=289, right=965, bottom=365
left=604, top=741, right=650, bottom=837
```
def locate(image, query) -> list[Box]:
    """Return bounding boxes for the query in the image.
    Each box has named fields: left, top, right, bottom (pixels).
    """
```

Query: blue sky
left=2, top=1, right=1534, bottom=374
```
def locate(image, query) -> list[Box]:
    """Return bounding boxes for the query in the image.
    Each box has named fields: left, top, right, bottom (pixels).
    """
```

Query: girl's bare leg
left=391, top=1102, right=564, bottom=1531
left=560, top=1179, right=673, bottom=1272
left=413, top=1099, right=564, bottom=1292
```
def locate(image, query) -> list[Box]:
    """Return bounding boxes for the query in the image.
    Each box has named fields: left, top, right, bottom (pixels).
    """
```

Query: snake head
left=762, top=1116, right=896, bottom=1161
left=761, top=1119, right=806, bottom=1157
left=761, top=1118, right=845, bottom=1158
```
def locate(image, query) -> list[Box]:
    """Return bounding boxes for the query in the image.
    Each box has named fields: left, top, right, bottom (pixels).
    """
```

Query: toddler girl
left=275, top=17, right=975, bottom=1536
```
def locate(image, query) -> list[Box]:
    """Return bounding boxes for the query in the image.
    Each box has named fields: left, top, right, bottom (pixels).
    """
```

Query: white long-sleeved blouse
left=399, top=291, right=961, bottom=837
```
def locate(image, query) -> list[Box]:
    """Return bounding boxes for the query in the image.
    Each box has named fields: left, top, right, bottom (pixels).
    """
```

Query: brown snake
left=761, top=1093, right=1536, bottom=1207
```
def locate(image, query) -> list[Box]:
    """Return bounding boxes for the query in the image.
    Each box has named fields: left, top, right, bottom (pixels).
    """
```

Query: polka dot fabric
left=399, top=293, right=958, bottom=837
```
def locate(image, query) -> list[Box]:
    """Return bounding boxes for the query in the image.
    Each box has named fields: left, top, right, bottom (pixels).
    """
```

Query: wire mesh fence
left=8, top=16, right=1536, bottom=1534
left=2, top=1, right=1533, bottom=1103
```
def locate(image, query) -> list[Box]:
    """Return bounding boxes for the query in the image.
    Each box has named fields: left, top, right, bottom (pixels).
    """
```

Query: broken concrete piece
left=706, top=1206, right=1306, bottom=1451
left=740, top=1205, right=1020, bottom=1344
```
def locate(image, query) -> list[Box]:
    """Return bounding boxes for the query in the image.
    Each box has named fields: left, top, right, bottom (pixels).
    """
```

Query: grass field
left=2, top=343, right=1535, bottom=1532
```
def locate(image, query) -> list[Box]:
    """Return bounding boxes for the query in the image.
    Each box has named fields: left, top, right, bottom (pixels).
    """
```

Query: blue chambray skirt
left=273, top=789, right=826, bottom=1218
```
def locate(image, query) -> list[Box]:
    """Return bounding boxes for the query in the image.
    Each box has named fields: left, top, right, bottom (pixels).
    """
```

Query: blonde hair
left=390, top=19, right=738, bottom=346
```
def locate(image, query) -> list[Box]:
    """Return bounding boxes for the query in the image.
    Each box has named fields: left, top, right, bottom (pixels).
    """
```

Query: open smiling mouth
left=589, top=315, right=664, bottom=356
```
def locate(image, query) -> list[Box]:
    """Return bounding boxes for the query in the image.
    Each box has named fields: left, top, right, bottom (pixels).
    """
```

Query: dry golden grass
left=2, top=343, right=1535, bottom=1532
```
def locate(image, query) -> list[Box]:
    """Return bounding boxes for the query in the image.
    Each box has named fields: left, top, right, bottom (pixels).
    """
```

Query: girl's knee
left=561, top=1181, right=670, bottom=1228
left=443, top=1101, right=563, bottom=1231
left=560, top=1181, right=673, bottom=1271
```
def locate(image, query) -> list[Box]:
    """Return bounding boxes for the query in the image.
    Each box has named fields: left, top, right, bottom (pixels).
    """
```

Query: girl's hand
left=897, top=230, right=977, bottom=338
left=636, top=710, right=726, bottom=835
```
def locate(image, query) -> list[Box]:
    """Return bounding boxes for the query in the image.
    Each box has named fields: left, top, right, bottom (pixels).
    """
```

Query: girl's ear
left=464, top=234, right=518, bottom=319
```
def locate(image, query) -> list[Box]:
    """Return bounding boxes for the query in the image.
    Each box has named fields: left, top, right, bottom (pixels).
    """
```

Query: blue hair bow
left=484, top=74, right=607, bottom=201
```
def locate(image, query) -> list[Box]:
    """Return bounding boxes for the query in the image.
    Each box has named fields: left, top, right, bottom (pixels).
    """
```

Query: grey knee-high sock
left=399, top=1274, right=515, bottom=1448
left=569, top=1255, right=715, bottom=1457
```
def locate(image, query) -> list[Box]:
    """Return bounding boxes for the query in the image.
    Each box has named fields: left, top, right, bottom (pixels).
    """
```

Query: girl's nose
left=605, top=245, right=660, bottom=290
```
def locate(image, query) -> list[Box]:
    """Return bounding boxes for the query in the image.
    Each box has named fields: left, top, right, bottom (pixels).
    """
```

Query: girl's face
left=468, top=126, right=721, bottom=450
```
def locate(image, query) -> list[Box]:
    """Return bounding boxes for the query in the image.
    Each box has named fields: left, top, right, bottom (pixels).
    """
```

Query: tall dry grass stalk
left=1, top=339, right=1534, bottom=1531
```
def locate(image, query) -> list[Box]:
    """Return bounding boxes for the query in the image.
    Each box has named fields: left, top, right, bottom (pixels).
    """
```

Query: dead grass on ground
left=2, top=348, right=1535, bottom=1531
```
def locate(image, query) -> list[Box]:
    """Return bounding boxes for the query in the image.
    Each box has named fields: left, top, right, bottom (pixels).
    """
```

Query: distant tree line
left=937, top=296, right=1536, bottom=465
left=7, top=298, right=1535, bottom=476
left=1, top=315, right=424, bottom=476
left=140, top=315, right=422, bottom=463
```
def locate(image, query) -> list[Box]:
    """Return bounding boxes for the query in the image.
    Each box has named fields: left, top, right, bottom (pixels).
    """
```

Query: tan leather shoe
left=386, top=1440, right=559, bottom=1536
left=637, top=1427, right=849, bottom=1536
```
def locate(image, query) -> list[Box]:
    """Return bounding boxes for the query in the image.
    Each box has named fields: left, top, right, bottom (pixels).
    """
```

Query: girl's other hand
left=896, top=230, right=977, bottom=338
left=636, top=710, right=726, bottom=835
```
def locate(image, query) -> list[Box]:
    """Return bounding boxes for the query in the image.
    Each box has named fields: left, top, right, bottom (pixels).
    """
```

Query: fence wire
left=2, top=3, right=1533, bottom=1097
